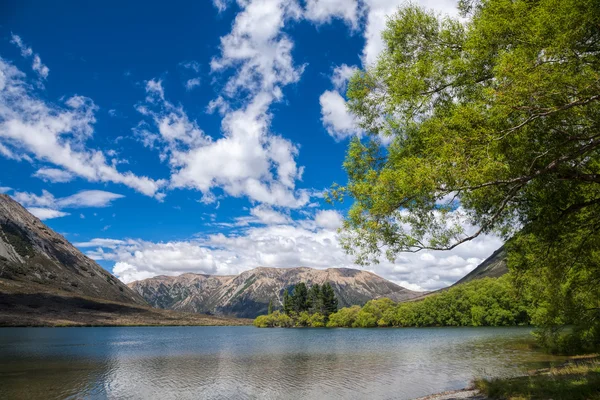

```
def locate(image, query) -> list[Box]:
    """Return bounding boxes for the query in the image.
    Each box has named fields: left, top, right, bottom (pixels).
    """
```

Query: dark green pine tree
left=292, top=282, right=309, bottom=313
left=283, top=289, right=293, bottom=315
left=321, top=283, right=338, bottom=317
left=268, top=299, right=273, bottom=315
left=307, top=284, right=322, bottom=314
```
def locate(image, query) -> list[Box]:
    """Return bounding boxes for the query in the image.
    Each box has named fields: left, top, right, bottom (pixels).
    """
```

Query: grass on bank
left=474, top=357, right=600, bottom=400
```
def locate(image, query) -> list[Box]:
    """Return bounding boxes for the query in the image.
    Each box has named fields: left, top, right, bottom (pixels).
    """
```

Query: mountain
left=128, top=266, right=421, bottom=318
left=453, top=246, right=508, bottom=286
left=0, top=194, right=249, bottom=326
left=0, top=194, right=145, bottom=305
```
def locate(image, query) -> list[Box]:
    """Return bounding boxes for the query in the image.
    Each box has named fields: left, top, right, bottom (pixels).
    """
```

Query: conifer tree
left=292, top=282, right=308, bottom=313
left=308, top=283, right=322, bottom=314
left=283, top=289, right=292, bottom=315
left=321, top=283, right=338, bottom=317
left=268, top=299, right=273, bottom=315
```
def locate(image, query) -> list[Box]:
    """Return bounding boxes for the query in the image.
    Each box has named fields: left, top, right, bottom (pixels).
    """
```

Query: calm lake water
left=0, top=326, right=564, bottom=400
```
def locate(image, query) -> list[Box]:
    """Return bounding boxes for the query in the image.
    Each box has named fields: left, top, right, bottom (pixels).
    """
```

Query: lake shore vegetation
left=254, top=283, right=339, bottom=328
left=254, top=276, right=531, bottom=328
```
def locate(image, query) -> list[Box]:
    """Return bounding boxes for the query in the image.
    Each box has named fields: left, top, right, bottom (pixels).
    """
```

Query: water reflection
left=0, top=327, right=564, bottom=400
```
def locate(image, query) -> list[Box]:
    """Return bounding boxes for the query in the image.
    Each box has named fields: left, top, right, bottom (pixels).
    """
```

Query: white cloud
left=57, top=190, right=125, bottom=208
left=33, top=168, right=75, bottom=183
left=210, top=0, right=303, bottom=97
left=331, top=64, right=357, bottom=91
left=10, top=189, right=124, bottom=210
left=0, top=59, right=166, bottom=198
left=83, top=207, right=502, bottom=289
left=314, top=209, right=343, bottom=229
left=319, top=64, right=361, bottom=140
left=135, top=0, right=310, bottom=208
left=10, top=34, right=49, bottom=79
left=304, top=0, right=359, bottom=28
left=27, top=207, right=69, bottom=220
left=185, top=78, right=201, bottom=91
left=320, top=90, right=361, bottom=140
left=250, top=204, right=291, bottom=224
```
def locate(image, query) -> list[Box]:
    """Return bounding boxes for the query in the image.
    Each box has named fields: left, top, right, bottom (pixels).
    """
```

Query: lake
left=0, top=326, right=563, bottom=399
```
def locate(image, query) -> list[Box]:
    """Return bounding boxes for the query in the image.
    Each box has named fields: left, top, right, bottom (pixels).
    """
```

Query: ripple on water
left=0, top=326, right=565, bottom=400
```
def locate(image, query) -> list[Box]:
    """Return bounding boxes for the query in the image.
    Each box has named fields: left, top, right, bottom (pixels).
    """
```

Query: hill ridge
left=129, top=266, right=421, bottom=318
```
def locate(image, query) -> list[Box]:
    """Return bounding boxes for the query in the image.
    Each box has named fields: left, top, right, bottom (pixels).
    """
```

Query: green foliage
left=267, top=299, right=273, bottom=315
left=327, top=276, right=530, bottom=328
left=307, top=283, right=322, bottom=314
left=256, top=283, right=339, bottom=327
left=283, top=289, right=293, bottom=315
left=475, top=359, right=600, bottom=400
left=509, top=222, right=600, bottom=354
left=333, top=0, right=600, bottom=352
left=253, top=311, right=293, bottom=328
left=321, top=283, right=338, bottom=317
left=292, top=282, right=309, bottom=313
left=326, top=305, right=361, bottom=328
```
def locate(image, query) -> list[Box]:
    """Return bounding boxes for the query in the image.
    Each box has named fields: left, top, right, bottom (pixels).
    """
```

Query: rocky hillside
left=453, top=246, right=508, bottom=286
left=129, top=267, right=421, bottom=318
left=0, top=194, right=146, bottom=306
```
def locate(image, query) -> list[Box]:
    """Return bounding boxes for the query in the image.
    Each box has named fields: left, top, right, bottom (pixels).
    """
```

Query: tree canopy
left=336, top=0, right=600, bottom=260
left=335, top=0, right=600, bottom=352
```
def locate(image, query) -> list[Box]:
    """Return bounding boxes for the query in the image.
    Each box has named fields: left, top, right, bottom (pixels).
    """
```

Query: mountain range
left=0, top=193, right=508, bottom=324
left=128, top=267, right=421, bottom=318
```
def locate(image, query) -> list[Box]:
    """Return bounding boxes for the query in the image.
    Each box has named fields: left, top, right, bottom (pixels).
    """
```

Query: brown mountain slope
left=129, top=266, right=421, bottom=318
left=453, top=246, right=508, bottom=286
left=0, top=194, right=145, bottom=305
left=0, top=194, right=249, bottom=326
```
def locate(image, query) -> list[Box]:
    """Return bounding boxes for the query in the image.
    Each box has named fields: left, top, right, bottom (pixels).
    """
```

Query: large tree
left=336, top=0, right=600, bottom=351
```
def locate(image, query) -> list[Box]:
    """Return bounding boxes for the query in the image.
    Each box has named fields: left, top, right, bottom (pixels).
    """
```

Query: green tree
left=283, top=289, right=293, bottom=315
left=307, top=283, right=322, bottom=314
left=268, top=299, right=273, bottom=315
left=321, top=283, right=338, bottom=317
left=334, top=0, right=600, bottom=352
left=292, top=283, right=309, bottom=313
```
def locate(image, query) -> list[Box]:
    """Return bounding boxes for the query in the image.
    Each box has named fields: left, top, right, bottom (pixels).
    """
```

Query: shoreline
left=414, top=389, right=485, bottom=400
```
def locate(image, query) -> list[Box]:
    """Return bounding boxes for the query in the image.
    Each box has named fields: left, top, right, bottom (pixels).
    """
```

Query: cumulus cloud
left=320, top=90, right=361, bottom=140
left=304, top=0, right=359, bottom=28
left=250, top=204, right=291, bottom=225
left=135, top=0, right=310, bottom=208
left=318, top=64, right=362, bottom=140
left=330, top=63, right=357, bottom=91
left=0, top=59, right=166, bottom=198
left=82, top=207, right=503, bottom=289
left=314, top=209, right=343, bottom=229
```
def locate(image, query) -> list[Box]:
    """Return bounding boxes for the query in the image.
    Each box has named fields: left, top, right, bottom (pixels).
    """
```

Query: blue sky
left=0, top=0, right=502, bottom=290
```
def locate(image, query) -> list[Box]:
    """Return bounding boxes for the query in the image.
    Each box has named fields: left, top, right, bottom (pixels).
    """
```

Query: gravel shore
left=413, top=389, right=486, bottom=400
